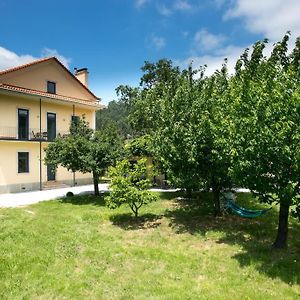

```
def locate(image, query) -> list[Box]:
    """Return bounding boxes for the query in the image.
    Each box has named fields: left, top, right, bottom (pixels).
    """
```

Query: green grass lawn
left=0, top=192, right=299, bottom=299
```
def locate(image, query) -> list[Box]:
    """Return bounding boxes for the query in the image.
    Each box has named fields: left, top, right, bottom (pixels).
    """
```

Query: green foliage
left=96, top=99, right=133, bottom=138
left=230, top=33, right=300, bottom=247
left=45, top=133, right=90, bottom=173
left=125, top=134, right=153, bottom=157
left=70, top=115, right=93, bottom=138
left=128, top=59, right=233, bottom=213
left=118, top=34, right=300, bottom=246
left=232, top=35, right=300, bottom=205
left=105, top=158, right=158, bottom=217
left=88, top=125, right=124, bottom=176
left=45, top=117, right=123, bottom=195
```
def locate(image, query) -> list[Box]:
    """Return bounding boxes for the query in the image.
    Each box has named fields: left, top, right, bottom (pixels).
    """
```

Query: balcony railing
left=0, top=127, right=69, bottom=142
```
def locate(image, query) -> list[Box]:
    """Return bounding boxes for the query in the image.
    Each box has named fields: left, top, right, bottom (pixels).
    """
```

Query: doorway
left=47, top=165, right=56, bottom=181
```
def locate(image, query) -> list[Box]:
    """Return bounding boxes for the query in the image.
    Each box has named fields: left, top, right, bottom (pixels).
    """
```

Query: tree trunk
left=130, top=203, right=139, bottom=218
left=93, top=171, right=100, bottom=196
left=186, top=188, right=193, bottom=199
left=273, top=202, right=290, bottom=249
left=212, top=187, right=222, bottom=217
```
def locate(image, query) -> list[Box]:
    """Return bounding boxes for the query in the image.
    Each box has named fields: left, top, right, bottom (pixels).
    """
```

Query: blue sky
left=1, top=0, right=300, bottom=104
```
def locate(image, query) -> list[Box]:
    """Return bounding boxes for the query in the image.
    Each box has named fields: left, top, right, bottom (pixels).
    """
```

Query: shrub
left=105, top=158, right=158, bottom=217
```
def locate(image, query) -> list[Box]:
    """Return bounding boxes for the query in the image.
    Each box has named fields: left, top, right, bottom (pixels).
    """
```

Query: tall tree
left=152, top=62, right=234, bottom=213
left=232, top=34, right=300, bottom=248
left=129, top=59, right=234, bottom=213
left=45, top=117, right=123, bottom=196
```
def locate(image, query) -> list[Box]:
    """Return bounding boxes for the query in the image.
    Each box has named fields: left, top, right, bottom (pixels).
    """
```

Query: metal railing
left=0, top=127, right=69, bottom=142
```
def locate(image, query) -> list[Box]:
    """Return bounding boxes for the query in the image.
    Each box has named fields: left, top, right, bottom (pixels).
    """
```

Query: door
left=47, top=113, right=56, bottom=142
left=18, top=109, right=29, bottom=140
left=47, top=165, right=56, bottom=181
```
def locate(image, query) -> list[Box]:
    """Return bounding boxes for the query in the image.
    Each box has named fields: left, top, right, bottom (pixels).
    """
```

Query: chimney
left=74, top=67, right=89, bottom=87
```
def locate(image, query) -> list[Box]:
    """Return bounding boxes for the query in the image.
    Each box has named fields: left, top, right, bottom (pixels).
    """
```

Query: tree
left=105, top=158, right=158, bottom=217
left=88, top=125, right=124, bottom=195
left=45, top=117, right=123, bottom=196
left=130, top=60, right=234, bottom=214
left=96, top=99, right=133, bottom=138
left=124, top=134, right=153, bottom=157
left=231, top=34, right=300, bottom=248
left=153, top=64, right=233, bottom=215
left=128, top=59, right=182, bottom=134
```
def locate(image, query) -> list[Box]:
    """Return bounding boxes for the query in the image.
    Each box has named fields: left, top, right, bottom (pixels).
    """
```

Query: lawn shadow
left=60, top=192, right=109, bottom=206
left=155, top=190, right=185, bottom=200
left=164, top=192, right=300, bottom=286
left=109, top=213, right=162, bottom=230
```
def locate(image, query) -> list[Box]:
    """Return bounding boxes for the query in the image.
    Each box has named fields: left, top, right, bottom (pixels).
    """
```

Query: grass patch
left=0, top=192, right=299, bottom=299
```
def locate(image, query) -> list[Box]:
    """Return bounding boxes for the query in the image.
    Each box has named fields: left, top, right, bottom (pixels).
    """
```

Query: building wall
left=0, top=94, right=96, bottom=194
left=0, top=141, right=92, bottom=193
left=0, top=60, right=95, bottom=101
left=0, top=94, right=95, bottom=133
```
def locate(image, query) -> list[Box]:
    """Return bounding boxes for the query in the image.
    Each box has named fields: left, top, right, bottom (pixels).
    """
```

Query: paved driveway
left=0, top=185, right=250, bottom=208
left=0, top=184, right=109, bottom=208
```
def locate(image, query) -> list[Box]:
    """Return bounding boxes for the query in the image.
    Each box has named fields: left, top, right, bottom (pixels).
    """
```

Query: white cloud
left=41, top=48, right=71, bottom=67
left=177, top=1, right=300, bottom=78
left=174, top=0, right=192, bottom=11
left=156, top=0, right=195, bottom=16
left=151, top=35, right=166, bottom=50
left=224, top=0, right=300, bottom=41
left=0, top=47, right=37, bottom=71
left=135, top=0, right=150, bottom=8
left=0, top=46, right=71, bottom=71
left=177, top=45, right=245, bottom=76
left=157, top=4, right=172, bottom=16
left=177, top=41, right=277, bottom=77
left=193, top=29, right=226, bottom=52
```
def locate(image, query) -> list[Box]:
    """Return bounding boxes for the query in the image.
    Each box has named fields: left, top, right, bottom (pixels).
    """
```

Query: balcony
left=0, top=127, right=69, bottom=142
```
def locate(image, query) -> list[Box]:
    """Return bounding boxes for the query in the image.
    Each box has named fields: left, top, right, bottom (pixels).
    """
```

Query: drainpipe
left=39, top=98, right=42, bottom=191
left=72, top=104, right=76, bottom=187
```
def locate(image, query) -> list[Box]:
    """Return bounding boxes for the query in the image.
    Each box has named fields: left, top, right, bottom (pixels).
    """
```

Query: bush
left=66, top=191, right=74, bottom=197
left=105, top=158, right=158, bottom=217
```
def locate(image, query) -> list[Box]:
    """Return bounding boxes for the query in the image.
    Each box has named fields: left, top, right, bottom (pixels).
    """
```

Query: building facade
left=0, top=57, right=102, bottom=194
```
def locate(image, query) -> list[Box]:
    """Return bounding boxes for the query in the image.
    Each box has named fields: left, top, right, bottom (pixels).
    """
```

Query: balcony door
left=47, top=113, right=56, bottom=142
left=47, top=164, right=56, bottom=181
left=18, top=109, right=29, bottom=140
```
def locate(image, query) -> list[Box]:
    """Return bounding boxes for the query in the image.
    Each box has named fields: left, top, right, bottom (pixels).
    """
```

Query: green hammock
left=224, top=196, right=272, bottom=218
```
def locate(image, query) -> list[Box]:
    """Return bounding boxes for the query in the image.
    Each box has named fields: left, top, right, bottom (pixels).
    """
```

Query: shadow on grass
left=155, top=190, right=185, bottom=200
left=109, top=213, right=162, bottom=230
left=164, top=192, right=300, bottom=286
left=60, top=192, right=109, bottom=206
left=58, top=190, right=299, bottom=285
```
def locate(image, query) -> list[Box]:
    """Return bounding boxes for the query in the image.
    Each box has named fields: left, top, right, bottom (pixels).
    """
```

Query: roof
left=0, top=56, right=100, bottom=101
left=0, top=83, right=103, bottom=109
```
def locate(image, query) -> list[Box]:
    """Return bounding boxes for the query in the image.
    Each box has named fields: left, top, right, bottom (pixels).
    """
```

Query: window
left=18, top=109, right=29, bottom=140
left=47, top=113, right=56, bottom=141
left=18, top=152, right=29, bottom=173
left=71, top=115, right=80, bottom=124
left=47, top=81, right=56, bottom=94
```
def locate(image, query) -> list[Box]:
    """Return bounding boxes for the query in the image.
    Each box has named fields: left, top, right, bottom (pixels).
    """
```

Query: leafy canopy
left=105, top=158, right=158, bottom=217
left=45, top=116, right=123, bottom=195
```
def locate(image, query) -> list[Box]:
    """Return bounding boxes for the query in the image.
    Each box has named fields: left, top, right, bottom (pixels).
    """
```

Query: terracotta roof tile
left=0, top=57, right=53, bottom=76
left=0, top=83, right=103, bottom=109
left=0, top=56, right=100, bottom=101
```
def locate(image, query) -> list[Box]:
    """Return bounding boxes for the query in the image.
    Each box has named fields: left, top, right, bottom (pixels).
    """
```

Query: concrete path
left=0, top=184, right=108, bottom=208
left=0, top=184, right=251, bottom=208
